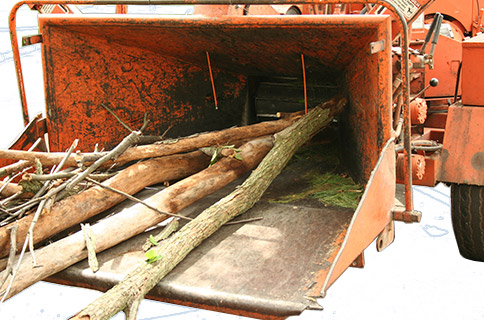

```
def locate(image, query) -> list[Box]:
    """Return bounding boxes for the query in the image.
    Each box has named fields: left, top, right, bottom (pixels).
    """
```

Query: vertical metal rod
left=301, top=54, right=308, bottom=114
left=206, top=51, right=218, bottom=109
left=8, top=2, right=29, bottom=126
left=115, top=4, right=127, bottom=13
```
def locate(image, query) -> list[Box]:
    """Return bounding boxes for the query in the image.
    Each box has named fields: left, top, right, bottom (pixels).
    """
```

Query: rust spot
left=471, top=152, right=484, bottom=171
left=441, top=148, right=449, bottom=163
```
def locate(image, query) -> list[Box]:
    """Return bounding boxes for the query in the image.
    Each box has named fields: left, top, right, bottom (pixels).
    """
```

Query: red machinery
left=3, top=0, right=484, bottom=318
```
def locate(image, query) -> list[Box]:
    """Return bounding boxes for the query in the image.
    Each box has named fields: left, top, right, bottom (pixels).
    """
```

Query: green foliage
left=273, top=140, right=363, bottom=209
left=208, top=145, right=243, bottom=166
left=149, top=235, right=159, bottom=246
left=273, top=171, right=362, bottom=209
left=145, top=249, right=163, bottom=264
left=19, top=158, right=45, bottom=194
left=19, top=180, right=43, bottom=195
left=310, top=172, right=362, bottom=209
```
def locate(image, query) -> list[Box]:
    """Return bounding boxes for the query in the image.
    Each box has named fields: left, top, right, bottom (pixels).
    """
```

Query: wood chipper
left=0, top=0, right=482, bottom=319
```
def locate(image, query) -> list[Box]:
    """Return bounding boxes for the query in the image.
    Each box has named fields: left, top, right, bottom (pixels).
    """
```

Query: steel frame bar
left=8, top=0, right=414, bottom=209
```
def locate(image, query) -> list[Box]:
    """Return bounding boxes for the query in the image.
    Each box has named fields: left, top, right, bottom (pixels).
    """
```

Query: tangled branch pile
left=0, top=96, right=346, bottom=319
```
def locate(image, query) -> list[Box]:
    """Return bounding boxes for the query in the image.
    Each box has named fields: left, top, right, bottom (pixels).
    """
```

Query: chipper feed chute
left=37, top=13, right=395, bottom=319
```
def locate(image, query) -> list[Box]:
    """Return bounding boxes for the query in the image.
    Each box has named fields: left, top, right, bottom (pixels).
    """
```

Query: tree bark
left=0, top=151, right=210, bottom=259
left=0, top=136, right=273, bottom=300
left=70, top=96, right=347, bottom=320
left=0, top=116, right=299, bottom=168
left=0, top=182, right=25, bottom=198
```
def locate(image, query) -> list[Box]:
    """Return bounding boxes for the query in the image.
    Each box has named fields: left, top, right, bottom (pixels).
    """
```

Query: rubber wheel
left=285, top=7, right=301, bottom=15
left=451, top=184, right=484, bottom=262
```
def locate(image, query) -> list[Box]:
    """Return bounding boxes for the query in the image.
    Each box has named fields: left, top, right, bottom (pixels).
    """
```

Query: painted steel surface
left=461, top=33, right=484, bottom=106
left=47, top=165, right=354, bottom=319
left=8, top=0, right=417, bottom=213
left=441, top=104, right=484, bottom=186
left=321, top=138, right=395, bottom=295
left=5, top=1, right=403, bottom=316
left=38, top=14, right=393, bottom=165
left=425, top=0, right=484, bottom=35
left=47, top=138, right=396, bottom=318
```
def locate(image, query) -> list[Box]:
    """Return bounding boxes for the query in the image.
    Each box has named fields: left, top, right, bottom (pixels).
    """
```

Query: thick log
left=71, top=96, right=347, bottom=320
left=0, top=182, right=23, bottom=198
left=0, top=137, right=273, bottom=300
left=0, top=151, right=210, bottom=259
left=0, top=116, right=299, bottom=168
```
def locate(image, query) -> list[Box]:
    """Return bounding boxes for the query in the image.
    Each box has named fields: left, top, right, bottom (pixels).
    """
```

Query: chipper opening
left=36, top=12, right=395, bottom=319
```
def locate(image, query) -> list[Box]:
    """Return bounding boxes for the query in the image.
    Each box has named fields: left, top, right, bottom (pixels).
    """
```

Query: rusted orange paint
left=410, top=98, right=427, bottom=124
left=5, top=3, right=413, bottom=316
left=461, top=34, right=484, bottom=106
left=410, top=153, right=442, bottom=187
left=425, top=0, right=484, bottom=36
left=308, top=228, right=348, bottom=297
left=38, top=14, right=394, bottom=154
left=322, top=141, right=395, bottom=294
left=441, top=105, right=484, bottom=185
left=396, top=153, right=426, bottom=183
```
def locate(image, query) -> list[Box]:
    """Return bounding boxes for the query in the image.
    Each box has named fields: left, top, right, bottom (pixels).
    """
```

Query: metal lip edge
left=36, top=12, right=390, bottom=27
left=52, top=266, right=318, bottom=317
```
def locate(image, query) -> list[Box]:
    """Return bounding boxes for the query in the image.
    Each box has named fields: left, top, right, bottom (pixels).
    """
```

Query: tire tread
left=451, top=184, right=484, bottom=262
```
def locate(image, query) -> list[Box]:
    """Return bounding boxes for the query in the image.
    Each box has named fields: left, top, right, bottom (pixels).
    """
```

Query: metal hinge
left=22, top=34, right=43, bottom=46
left=370, top=39, right=385, bottom=54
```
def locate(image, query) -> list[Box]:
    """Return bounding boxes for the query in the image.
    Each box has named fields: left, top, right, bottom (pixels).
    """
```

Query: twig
left=224, top=217, right=263, bottom=226
left=3, top=140, right=80, bottom=218
left=81, top=223, right=99, bottom=272
left=65, top=131, right=142, bottom=192
left=0, top=162, right=33, bottom=179
left=138, top=124, right=174, bottom=145
left=0, top=138, right=42, bottom=179
left=101, top=104, right=133, bottom=133
left=0, top=191, right=22, bottom=208
left=84, top=177, right=192, bottom=222
left=0, top=223, right=18, bottom=289
left=24, top=170, right=116, bottom=182
left=28, top=199, right=47, bottom=267
left=0, top=169, right=29, bottom=197
left=54, top=139, right=79, bottom=174
left=140, top=113, right=150, bottom=132
left=1, top=224, right=29, bottom=302
left=0, top=139, right=81, bottom=299
left=142, top=219, right=179, bottom=251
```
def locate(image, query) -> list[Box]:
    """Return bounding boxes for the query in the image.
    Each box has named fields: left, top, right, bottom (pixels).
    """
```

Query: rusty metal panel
left=320, top=139, right=395, bottom=295
left=38, top=13, right=396, bottom=317
left=48, top=140, right=395, bottom=318
left=48, top=162, right=354, bottom=319
left=39, top=14, right=391, bottom=152
left=441, top=104, right=484, bottom=185
left=461, top=33, right=484, bottom=106
left=341, top=15, right=392, bottom=183
left=423, top=34, right=462, bottom=99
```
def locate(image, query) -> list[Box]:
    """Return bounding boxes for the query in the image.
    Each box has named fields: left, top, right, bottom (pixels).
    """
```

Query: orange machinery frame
left=8, top=0, right=432, bottom=221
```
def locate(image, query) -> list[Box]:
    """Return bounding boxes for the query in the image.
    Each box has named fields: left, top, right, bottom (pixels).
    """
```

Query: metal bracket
left=393, top=209, right=422, bottom=223
left=370, top=39, right=385, bottom=54
left=376, top=220, right=395, bottom=252
left=350, top=252, right=365, bottom=268
left=22, top=34, right=42, bottom=46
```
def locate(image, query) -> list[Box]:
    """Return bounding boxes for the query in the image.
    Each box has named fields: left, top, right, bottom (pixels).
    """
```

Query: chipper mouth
left=39, top=13, right=395, bottom=319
